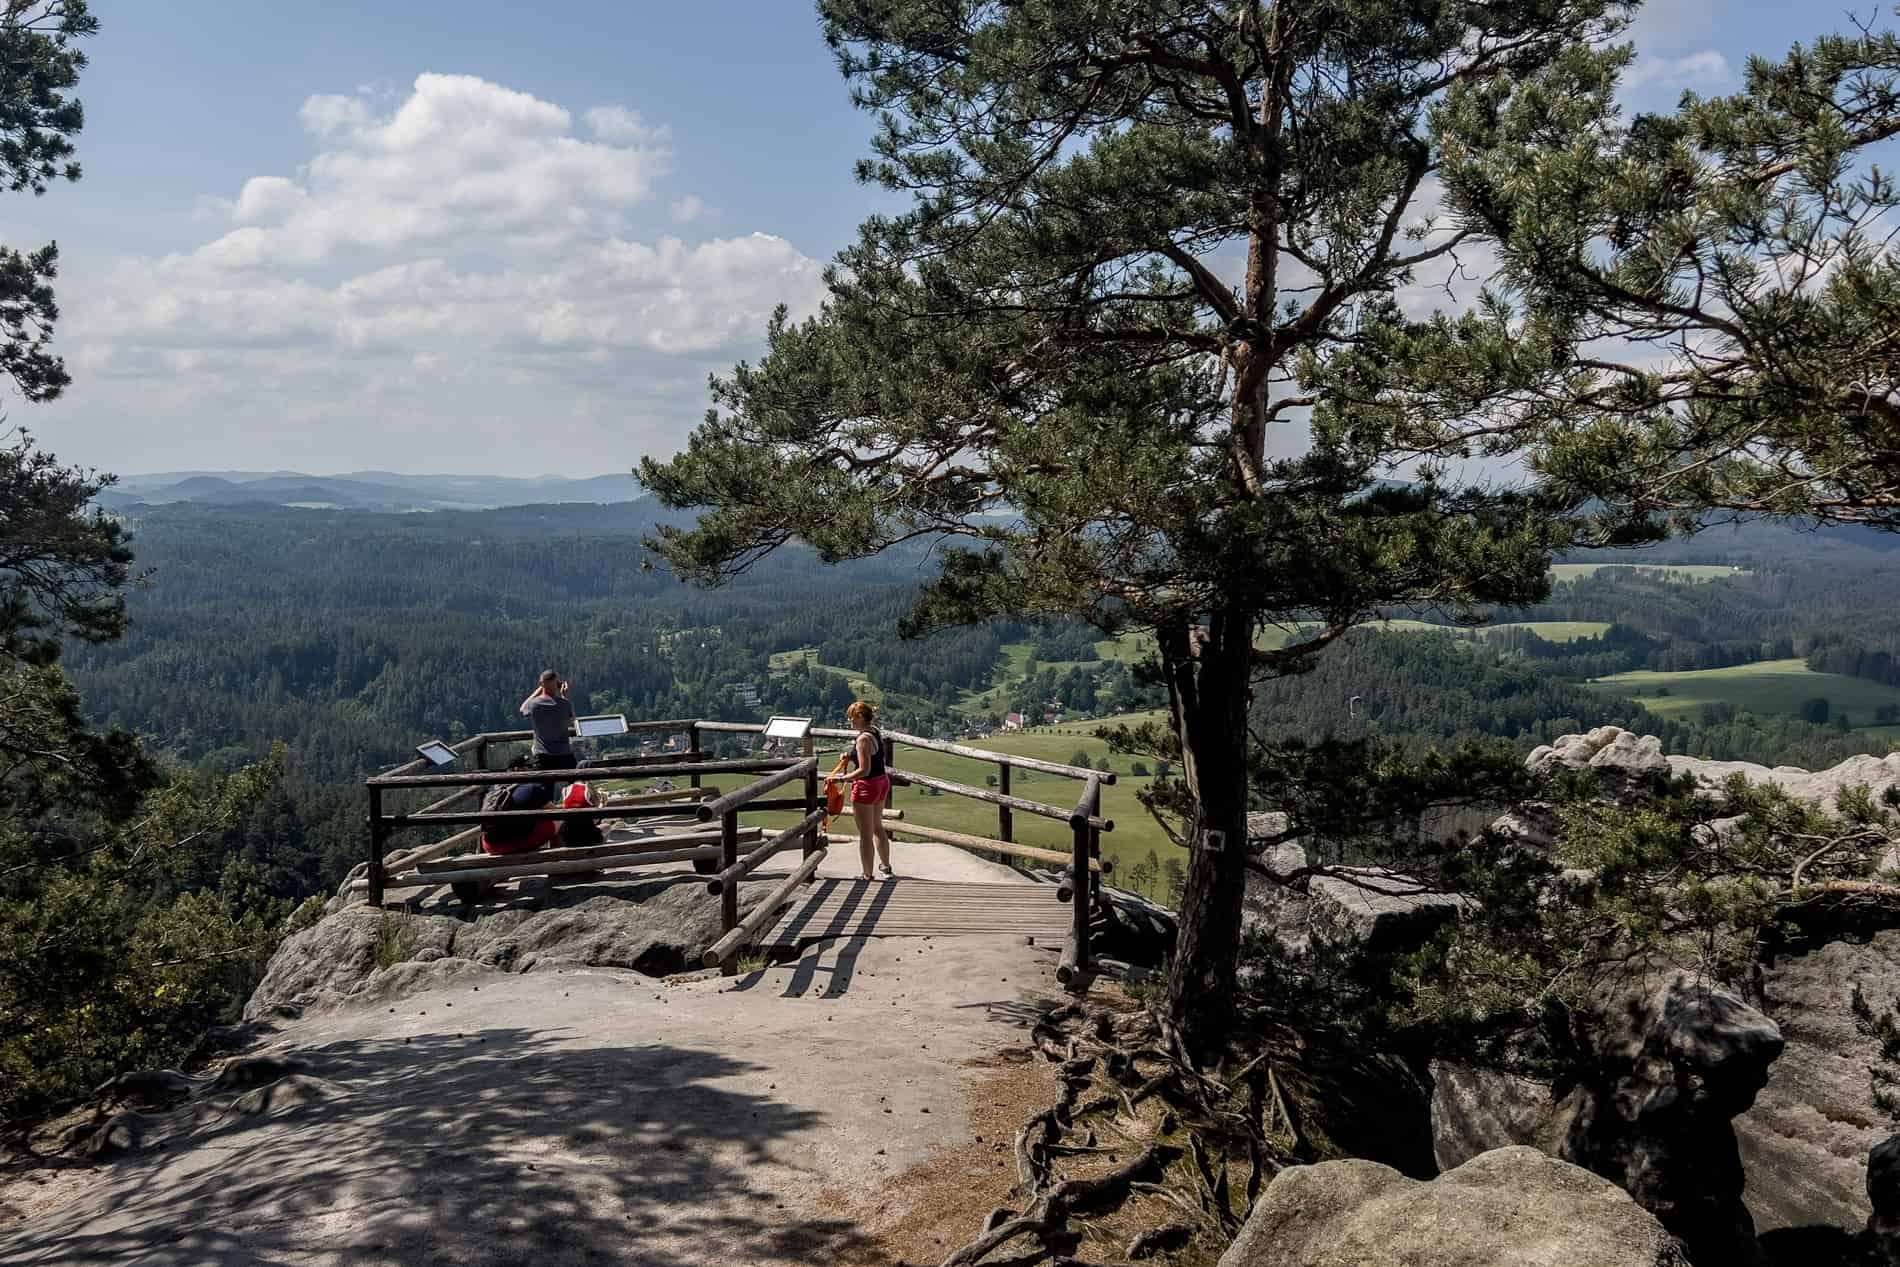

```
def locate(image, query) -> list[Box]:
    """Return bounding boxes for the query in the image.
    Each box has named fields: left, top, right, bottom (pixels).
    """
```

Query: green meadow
left=1584, top=658, right=1900, bottom=729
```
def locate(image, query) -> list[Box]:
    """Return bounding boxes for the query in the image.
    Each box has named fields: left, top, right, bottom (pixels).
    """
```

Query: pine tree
left=641, top=0, right=1637, bottom=1058
left=1467, top=8, right=1900, bottom=532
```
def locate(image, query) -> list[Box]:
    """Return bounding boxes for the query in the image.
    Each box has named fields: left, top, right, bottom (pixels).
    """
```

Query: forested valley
left=57, top=497, right=1900, bottom=917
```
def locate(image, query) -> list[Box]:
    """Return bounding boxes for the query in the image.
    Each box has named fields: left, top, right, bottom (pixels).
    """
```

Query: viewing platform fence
left=361, top=718, right=1113, bottom=984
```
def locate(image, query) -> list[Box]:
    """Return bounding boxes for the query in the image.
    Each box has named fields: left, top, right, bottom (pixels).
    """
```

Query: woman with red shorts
left=836, top=699, right=895, bottom=880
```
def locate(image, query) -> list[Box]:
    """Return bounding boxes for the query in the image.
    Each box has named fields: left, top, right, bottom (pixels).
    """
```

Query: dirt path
left=1, top=843, right=1069, bottom=1266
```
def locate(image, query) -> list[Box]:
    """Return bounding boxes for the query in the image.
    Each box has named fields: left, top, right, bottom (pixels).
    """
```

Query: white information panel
left=416, top=740, right=457, bottom=766
left=575, top=713, right=629, bottom=738
left=763, top=715, right=813, bottom=742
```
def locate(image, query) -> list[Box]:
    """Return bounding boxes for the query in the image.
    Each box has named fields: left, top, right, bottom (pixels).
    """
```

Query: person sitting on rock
left=479, top=759, right=561, bottom=855
left=556, top=779, right=604, bottom=847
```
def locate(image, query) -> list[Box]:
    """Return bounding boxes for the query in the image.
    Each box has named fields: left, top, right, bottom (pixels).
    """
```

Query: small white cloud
left=584, top=104, right=670, bottom=145
left=299, top=92, right=372, bottom=139
left=1623, top=49, right=1729, bottom=95
left=670, top=195, right=707, bottom=224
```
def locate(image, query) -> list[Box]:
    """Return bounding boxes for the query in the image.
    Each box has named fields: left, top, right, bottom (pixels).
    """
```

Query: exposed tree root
left=939, top=998, right=1304, bottom=1267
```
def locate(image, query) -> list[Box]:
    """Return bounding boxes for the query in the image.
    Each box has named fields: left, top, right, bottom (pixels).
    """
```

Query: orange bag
left=823, top=754, right=849, bottom=822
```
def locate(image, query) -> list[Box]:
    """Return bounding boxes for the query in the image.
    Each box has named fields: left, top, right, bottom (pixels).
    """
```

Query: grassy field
left=1550, top=563, right=1749, bottom=583
left=739, top=708, right=1185, bottom=902
left=1584, top=658, right=1900, bottom=728
left=766, top=647, right=886, bottom=702
left=959, top=630, right=1151, bottom=712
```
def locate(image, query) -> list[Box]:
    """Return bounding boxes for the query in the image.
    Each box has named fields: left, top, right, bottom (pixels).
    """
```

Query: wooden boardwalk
left=761, top=876, right=1070, bottom=949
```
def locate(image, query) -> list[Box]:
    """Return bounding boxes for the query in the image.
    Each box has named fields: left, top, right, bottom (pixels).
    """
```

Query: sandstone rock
left=94, top=1069, right=195, bottom=1108
left=1666, top=751, right=1900, bottom=818
left=1529, top=727, right=1671, bottom=795
left=1240, top=867, right=1311, bottom=955
left=1556, top=970, right=1783, bottom=1266
left=246, top=873, right=772, bottom=1020
left=1306, top=868, right=1466, bottom=954
left=79, top=1111, right=153, bottom=1160
left=224, top=1074, right=343, bottom=1118
left=1218, top=1145, right=1690, bottom=1267
left=212, top=1054, right=307, bottom=1092
left=1737, top=930, right=1900, bottom=1235
left=1430, top=1062, right=1553, bottom=1172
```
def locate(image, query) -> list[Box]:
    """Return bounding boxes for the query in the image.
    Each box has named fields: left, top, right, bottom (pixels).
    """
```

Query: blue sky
left=6, top=1, right=1861, bottom=475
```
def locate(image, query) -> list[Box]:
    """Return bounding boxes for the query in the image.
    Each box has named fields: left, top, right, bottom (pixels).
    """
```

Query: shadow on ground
left=1, top=1027, right=866, bottom=1267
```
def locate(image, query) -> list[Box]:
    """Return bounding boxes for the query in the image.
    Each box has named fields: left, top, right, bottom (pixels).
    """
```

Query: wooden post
left=998, top=763, right=1014, bottom=842
left=1060, top=785, right=1093, bottom=989
left=719, top=809, right=739, bottom=975
left=472, top=738, right=488, bottom=772
left=802, top=731, right=820, bottom=862
left=885, top=735, right=897, bottom=808
left=688, top=725, right=703, bottom=789
left=367, top=784, right=387, bottom=908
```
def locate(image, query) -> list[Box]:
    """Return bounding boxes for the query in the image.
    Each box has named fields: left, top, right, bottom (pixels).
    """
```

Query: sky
left=5, top=0, right=1855, bottom=476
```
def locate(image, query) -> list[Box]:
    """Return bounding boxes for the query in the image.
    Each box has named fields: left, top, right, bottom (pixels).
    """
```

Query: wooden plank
left=414, top=827, right=761, bottom=875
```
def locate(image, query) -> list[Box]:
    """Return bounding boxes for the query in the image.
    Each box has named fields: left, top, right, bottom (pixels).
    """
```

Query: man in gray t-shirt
left=519, top=670, right=576, bottom=769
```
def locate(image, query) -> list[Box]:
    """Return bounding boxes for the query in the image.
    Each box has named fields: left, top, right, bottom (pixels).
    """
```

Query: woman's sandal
left=877, top=864, right=897, bottom=879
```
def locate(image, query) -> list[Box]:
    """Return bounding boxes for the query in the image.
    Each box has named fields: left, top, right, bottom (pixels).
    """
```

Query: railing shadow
left=0, top=1028, right=866, bottom=1266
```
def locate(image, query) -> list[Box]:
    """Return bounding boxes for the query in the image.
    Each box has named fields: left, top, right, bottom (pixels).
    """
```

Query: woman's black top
left=850, top=726, right=887, bottom=778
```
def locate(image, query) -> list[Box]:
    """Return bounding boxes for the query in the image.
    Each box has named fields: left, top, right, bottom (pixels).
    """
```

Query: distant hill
left=97, top=469, right=643, bottom=512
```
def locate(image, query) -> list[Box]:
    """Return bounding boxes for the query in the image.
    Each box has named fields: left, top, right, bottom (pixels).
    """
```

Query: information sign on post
left=574, top=714, right=629, bottom=739
left=762, top=715, right=813, bottom=743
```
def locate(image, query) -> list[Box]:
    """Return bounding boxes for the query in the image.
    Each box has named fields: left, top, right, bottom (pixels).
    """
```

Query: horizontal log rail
left=881, top=729, right=1113, bottom=784
left=693, top=720, right=857, bottom=740
left=703, top=846, right=829, bottom=967
left=384, top=826, right=480, bottom=872
left=369, top=757, right=803, bottom=791
left=890, top=767, right=1113, bottom=832
left=376, top=732, right=489, bottom=780
left=406, top=846, right=721, bottom=888
left=708, top=810, right=825, bottom=895
left=826, top=820, right=1107, bottom=873
left=390, top=802, right=722, bottom=828
left=696, top=758, right=817, bottom=820
left=416, top=827, right=762, bottom=876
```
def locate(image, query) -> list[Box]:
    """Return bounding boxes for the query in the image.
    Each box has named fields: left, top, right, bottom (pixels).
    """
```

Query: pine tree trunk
left=1161, top=607, right=1253, bottom=1064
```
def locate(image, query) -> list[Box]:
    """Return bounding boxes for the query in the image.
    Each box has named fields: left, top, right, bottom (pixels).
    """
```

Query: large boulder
left=1737, top=930, right=1900, bottom=1235
left=247, top=873, right=763, bottom=1020
left=1218, top=1145, right=1690, bottom=1267
left=1554, top=970, right=1784, bottom=1266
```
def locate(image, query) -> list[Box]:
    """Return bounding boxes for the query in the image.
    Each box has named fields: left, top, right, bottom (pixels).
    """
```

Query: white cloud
left=584, top=104, right=670, bottom=146
left=1623, top=49, right=1729, bottom=96
left=670, top=194, right=707, bottom=224
left=42, top=73, right=827, bottom=473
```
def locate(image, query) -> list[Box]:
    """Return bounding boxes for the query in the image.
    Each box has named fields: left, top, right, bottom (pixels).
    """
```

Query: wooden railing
left=361, top=717, right=1113, bottom=986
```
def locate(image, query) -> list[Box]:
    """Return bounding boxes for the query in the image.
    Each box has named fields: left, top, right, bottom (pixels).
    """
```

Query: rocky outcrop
left=1530, top=726, right=1673, bottom=796
left=1218, top=1145, right=1690, bottom=1267
left=247, top=874, right=764, bottom=1020
left=1738, top=930, right=1900, bottom=1234
left=1552, top=971, right=1783, bottom=1266
left=1530, top=725, right=1900, bottom=821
